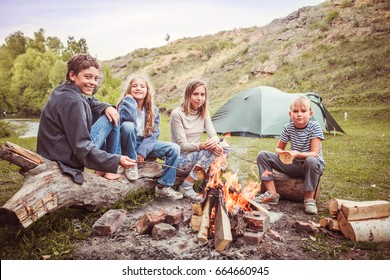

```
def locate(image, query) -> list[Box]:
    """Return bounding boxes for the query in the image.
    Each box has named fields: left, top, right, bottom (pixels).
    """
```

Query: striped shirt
left=280, top=120, right=325, bottom=167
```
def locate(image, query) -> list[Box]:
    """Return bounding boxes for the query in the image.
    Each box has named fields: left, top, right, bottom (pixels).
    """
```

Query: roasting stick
left=136, top=160, right=187, bottom=173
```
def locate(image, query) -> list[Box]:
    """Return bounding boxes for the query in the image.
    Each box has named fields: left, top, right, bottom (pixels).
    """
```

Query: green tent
left=211, top=86, right=345, bottom=137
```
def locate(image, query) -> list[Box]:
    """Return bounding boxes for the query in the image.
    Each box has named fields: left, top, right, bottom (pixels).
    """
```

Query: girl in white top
left=170, top=80, right=229, bottom=202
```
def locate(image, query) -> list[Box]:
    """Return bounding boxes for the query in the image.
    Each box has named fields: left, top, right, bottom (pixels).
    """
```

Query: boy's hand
left=120, top=156, right=137, bottom=169
left=104, top=106, right=120, bottom=126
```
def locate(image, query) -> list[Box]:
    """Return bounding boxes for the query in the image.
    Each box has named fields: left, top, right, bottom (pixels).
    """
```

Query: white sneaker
left=125, top=165, right=138, bottom=181
left=155, top=185, right=183, bottom=200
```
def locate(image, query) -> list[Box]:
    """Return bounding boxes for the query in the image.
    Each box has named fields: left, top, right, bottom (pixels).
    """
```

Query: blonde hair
left=117, top=74, right=155, bottom=136
left=290, top=95, right=312, bottom=111
left=182, top=79, right=208, bottom=118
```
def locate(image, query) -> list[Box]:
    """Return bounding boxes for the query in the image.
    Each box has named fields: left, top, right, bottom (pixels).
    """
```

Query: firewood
left=338, top=212, right=390, bottom=242
left=191, top=203, right=203, bottom=216
left=328, top=198, right=356, bottom=215
left=341, top=200, right=390, bottom=221
left=214, top=197, right=232, bottom=252
left=319, top=217, right=331, bottom=228
left=197, top=188, right=218, bottom=243
left=197, top=194, right=212, bottom=242
left=328, top=218, right=340, bottom=231
left=246, top=198, right=269, bottom=215
left=191, top=215, right=202, bottom=232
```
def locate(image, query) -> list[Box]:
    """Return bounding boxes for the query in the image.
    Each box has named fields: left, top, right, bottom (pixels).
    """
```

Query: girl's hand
left=211, top=144, right=223, bottom=156
left=203, top=138, right=219, bottom=150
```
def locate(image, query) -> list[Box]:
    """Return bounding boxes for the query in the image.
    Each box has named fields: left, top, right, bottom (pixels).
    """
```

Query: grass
left=0, top=106, right=389, bottom=259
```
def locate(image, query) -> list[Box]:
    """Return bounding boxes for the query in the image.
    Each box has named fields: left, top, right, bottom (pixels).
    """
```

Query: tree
left=4, top=31, right=27, bottom=59
left=11, top=49, right=63, bottom=114
left=62, top=36, right=89, bottom=61
left=27, top=28, right=46, bottom=53
left=94, top=66, right=122, bottom=105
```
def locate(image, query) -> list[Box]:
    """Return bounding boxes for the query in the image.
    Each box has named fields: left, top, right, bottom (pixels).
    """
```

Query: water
left=3, top=119, right=39, bottom=138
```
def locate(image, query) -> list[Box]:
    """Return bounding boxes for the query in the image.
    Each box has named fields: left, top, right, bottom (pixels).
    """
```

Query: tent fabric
left=211, top=86, right=345, bottom=138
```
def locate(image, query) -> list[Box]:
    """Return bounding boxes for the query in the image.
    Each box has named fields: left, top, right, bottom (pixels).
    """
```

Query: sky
left=0, top=0, right=325, bottom=60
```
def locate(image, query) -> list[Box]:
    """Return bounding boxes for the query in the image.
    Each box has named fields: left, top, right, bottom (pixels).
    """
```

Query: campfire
left=191, top=152, right=270, bottom=252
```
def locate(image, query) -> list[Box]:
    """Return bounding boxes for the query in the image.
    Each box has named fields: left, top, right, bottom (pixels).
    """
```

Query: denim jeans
left=90, top=115, right=121, bottom=155
left=121, top=121, right=180, bottom=186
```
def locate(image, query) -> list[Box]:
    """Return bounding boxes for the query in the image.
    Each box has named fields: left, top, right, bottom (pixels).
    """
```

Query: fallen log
left=261, top=170, right=321, bottom=202
left=0, top=142, right=162, bottom=228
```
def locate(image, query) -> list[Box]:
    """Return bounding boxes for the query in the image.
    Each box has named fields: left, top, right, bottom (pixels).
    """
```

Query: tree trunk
left=261, top=171, right=321, bottom=202
left=0, top=142, right=161, bottom=228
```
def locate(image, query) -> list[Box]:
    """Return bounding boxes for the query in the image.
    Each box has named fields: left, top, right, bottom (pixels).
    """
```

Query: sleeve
left=170, top=109, right=199, bottom=152
left=118, top=95, right=137, bottom=123
left=310, top=121, right=325, bottom=140
left=60, top=99, right=120, bottom=173
left=204, top=110, right=219, bottom=141
left=88, top=96, right=111, bottom=123
left=279, top=124, right=290, bottom=144
left=136, top=106, right=160, bottom=158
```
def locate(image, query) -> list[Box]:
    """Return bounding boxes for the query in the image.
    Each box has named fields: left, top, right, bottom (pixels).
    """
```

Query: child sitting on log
left=37, top=54, right=136, bottom=184
left=256, top=95, right=325, bottom=214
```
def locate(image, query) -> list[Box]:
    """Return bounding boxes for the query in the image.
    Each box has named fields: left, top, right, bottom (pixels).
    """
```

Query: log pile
left=320, top=198, right=390, bottom=242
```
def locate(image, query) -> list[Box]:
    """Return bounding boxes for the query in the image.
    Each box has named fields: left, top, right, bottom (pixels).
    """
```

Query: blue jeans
left=120, top=121, right=180, bottom=186
left=90, top=115, right=121, bottom=155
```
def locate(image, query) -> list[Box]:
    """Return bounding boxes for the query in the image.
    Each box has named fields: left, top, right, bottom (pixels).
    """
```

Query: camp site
left=0, top=0, right=389, bottom=262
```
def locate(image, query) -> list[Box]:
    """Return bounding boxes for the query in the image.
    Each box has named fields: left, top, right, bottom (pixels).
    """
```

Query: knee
left=305, top=157, right=321, bottom=170
left=169, top=143, right=180, bottom=156
left=257, top=150, right=269, bottom=162
left=121, top=121, right=136, bottom=133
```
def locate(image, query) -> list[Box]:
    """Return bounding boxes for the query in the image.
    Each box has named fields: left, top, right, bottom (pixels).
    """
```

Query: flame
left=204, top=151, right=260, bottom=213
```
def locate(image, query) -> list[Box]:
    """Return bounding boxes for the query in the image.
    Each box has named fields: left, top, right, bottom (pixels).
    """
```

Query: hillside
left=104, top=0, right=389, bottom=113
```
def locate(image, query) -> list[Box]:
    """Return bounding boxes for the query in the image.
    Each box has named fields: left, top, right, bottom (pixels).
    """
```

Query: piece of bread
left=279, top=151, right=293, bottom=164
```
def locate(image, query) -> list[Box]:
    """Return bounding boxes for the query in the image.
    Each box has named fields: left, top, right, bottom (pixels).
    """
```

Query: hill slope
left=104, top=0, right=389, bottom=113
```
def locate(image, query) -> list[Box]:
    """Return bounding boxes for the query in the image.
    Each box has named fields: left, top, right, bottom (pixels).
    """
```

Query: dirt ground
left=73, top=197, right=390, bottom=260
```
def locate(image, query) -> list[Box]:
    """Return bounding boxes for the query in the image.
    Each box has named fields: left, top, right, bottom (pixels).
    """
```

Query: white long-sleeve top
left=170, top=106, right=218, bottom=153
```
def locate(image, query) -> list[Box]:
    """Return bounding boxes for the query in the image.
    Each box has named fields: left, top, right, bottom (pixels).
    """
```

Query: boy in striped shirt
left=256, top=95, right=325, bottom=214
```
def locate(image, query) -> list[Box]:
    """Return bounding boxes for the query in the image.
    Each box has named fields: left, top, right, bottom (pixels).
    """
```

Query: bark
left=0, top=142, right=161, bottom=228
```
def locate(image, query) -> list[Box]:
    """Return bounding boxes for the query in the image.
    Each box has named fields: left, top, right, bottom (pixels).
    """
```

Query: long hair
left=66, top=54, right=99, bottom=83
left=117, top=74, right=155, bottom=137
left=182, top=79, right=208, bottom=118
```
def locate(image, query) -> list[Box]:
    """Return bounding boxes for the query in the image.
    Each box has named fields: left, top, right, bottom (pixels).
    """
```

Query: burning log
left=197, top=188, right=218, bottom=243
left=214, top=193, right=233, bottom=252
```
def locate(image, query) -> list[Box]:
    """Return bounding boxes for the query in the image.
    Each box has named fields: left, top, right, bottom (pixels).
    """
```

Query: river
left=3, top=118, right=39, bottom=138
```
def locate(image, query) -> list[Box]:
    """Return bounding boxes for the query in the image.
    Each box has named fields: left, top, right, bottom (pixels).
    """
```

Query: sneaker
left=155, top=184, right=183, bottom=200
left=304, top=198, right=318, bottom=215
left=179, top=185, right=203, bottom=203
left=257, top=191, right=280, bottom=204
left=125, top=165, right=138, bottom=181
